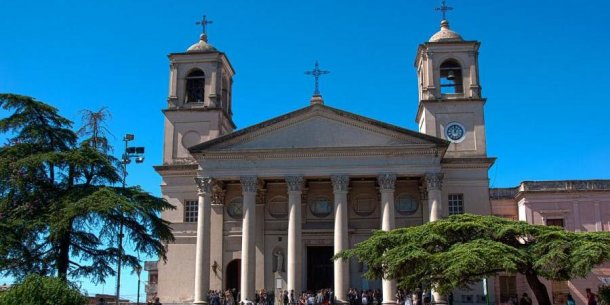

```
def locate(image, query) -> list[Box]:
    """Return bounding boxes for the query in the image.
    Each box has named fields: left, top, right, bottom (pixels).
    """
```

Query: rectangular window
left=448, top=194, right=464, bottom=215
left=184, top=200, right=198, bottom=223
left=499, top=275, right=517, bottom=303
left=546, top=218, right=564, bottom=228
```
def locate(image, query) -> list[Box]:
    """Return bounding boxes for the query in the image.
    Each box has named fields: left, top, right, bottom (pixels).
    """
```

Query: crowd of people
left=200, top=287, right=601, bottom=305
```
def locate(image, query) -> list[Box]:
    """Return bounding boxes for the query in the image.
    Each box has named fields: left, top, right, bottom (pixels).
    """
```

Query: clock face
left=446, top=122, right=465, bottom=142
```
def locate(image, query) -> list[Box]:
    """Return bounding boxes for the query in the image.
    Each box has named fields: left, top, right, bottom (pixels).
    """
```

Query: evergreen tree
left=335, top=213, right=610, bottom=305
left=0, top=273, right=88, bottom=305
left=0, top=94, right=174, bottom=284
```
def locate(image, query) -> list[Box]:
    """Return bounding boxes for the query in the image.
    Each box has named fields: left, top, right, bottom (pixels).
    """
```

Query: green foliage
left=599, top=285, right=610, bottom=305
left=0, top=94, right=175, bottom=283
left=0, top=274, right=87, bottom=305
left=336, top=214, right=610, bottom=303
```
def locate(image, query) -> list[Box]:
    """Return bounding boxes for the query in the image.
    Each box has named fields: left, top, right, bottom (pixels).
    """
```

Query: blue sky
left=1, top=0, right=609, bottom=301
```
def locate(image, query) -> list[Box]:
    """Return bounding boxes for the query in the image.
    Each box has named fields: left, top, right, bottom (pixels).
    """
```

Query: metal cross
left=196, top=15, right=213, bottom=35
left=435, top=0, right=453, bottom=20
left=304, top=61, right=330, bottom=96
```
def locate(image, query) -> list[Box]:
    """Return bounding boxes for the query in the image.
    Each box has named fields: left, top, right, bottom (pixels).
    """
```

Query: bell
left=447, top=70, right=455, bottom=80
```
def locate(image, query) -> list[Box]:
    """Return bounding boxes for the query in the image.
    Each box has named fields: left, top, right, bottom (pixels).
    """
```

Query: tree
left=0, top=94, right=175, bottom=284
left=0, top=273, right=88, bottom=305
left=335, top=214, right=610, bottom=305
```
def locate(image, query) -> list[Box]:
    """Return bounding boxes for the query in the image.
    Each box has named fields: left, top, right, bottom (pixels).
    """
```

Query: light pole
left=135, top=264, right=142, bottom=305
left=115, top=133, right=145, bottom=305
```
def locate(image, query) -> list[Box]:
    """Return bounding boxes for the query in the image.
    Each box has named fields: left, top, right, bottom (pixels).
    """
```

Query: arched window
left=185, top=69, right=205, bottom=103
left=440, top=60, right=463, bottom=94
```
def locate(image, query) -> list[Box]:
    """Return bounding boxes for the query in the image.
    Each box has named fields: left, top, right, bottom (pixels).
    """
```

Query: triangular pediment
left=189, top=104, right=447, bottom=152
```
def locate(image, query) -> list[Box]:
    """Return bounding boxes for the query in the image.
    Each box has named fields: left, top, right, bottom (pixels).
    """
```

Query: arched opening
left=185, top=69, right=205, bottom=103
left=439, top=60, right=463, bottom=94
left=225, top=259, right=241, bottom=292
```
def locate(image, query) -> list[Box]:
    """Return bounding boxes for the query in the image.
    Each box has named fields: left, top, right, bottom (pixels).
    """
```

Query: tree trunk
left=56, top=220, right=73, bottom=282
left=524, top=269, right=552, bottom=305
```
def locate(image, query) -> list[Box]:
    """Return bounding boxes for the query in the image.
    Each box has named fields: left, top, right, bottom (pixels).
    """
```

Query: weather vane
left=305, top=61, right=330, bottom=96
left=435, top=0, right=453, bottom=20
left=196, top=15, right=213, bottom=35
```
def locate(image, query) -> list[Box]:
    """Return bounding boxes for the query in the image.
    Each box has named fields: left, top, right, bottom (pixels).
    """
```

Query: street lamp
left=115, top=133, right=145, bottom=305
left=135, top=264, right=142, bottom=305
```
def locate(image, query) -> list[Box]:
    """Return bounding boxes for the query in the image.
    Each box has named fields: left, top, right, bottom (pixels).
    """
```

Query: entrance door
left=225, top=259, right=241, bottom=292
left=307, top=246, right=334, bottom=291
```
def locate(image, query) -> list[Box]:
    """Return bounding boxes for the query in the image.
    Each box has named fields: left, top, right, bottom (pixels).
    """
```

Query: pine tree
left=335, top=213, right=610, bottom=305
left=0, top=94, right=175, bottom=283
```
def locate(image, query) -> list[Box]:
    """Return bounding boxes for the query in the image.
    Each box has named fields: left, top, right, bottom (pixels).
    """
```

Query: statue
left=274, top=250, right=284, bottom=273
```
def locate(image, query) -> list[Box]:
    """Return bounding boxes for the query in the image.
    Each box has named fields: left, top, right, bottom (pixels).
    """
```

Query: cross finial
left=304, top=61, right=330, bottom=97
left=435, top=0, right=453, bottom=20
left=196, top=15, right=213, bottom=36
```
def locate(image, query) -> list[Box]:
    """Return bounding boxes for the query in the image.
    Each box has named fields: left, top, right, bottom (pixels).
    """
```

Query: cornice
left=415, top=98, right=487, bottom=123
left=490, top=180, right=610, bottom=200
left=154, top=164, right=198, bottom=175
left=441, top=157, right=496, bottom=169
left=199, top=145, right=442, bottom=160
left=162, top=106, right=237, bottom=129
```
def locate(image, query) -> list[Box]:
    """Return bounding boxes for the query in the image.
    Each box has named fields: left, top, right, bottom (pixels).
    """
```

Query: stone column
left=286, top=176, right=304, bottom=295
left=425, top=173, right=446, bottom=305
left=240, top=176, right=258, bottom=302
left=425, top=173, right=444, bottom=222
left=378, top=174, right=397, bottom=305
left=331, top=175, right=350, bottom=303
left=194, top=177, right=213, bottom=304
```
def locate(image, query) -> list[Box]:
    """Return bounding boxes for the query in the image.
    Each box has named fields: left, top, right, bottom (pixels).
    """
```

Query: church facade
left=150, top=16, right=610, bottom=305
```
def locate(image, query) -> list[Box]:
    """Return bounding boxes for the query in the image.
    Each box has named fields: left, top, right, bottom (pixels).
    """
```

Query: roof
left=188, top=103, right=449, bottom=153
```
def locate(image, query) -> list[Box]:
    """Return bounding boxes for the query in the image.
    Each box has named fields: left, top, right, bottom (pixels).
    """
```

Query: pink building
left=491, top=180, right=610, bottom=305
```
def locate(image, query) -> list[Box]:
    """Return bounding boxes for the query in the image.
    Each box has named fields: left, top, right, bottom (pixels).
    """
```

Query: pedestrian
left=508, top=294, right=518, bottom=305
left=586, top=288, right=597, bottom=305
left=153, top=297, right=163, bottom=305
left=519, top=293, right=532, bottom=305
left=567, top=294, right=575, bottom=305
left=97, top=298, right=107, bottom=305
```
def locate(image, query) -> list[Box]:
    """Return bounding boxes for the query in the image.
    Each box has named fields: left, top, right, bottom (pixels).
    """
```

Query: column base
left=333, top=300, right=349, bottom=305
left=383, top=301, right=397, bottom=305
left=193, top=301, right=209, bottom=305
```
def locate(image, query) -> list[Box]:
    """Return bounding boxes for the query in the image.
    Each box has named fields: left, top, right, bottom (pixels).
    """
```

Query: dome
left=429, top=20, right=463, bottom=42
left=186, top=34, right=218, bottom=52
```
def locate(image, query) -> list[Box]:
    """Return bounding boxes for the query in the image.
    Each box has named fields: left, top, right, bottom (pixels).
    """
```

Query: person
left=508, top=294, right=518, bottom=305
left=586, top=288, right=597, bottom=305
left=284, top=290, right=290, bottom=305
left=153, top=297, right=163, bottom=305
left=405, top=295, right=413, bottom=305
left=519, top=293, right=532, bottom=305
left=567, top=294, right=575, bottom=305
left=97, top=298, right=107, bottom=305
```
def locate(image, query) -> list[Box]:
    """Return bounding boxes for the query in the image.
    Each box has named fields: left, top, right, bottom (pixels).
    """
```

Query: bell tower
left=415, top=16, right=487, bottom=158
left=162, top=17, right=235, bottom=164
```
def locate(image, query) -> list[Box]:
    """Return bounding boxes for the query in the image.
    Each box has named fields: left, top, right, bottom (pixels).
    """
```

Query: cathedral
left=149, top=11, right=610, bottom=305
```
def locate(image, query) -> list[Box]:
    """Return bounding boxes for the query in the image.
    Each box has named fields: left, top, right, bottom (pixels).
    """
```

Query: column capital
left=377, top=173, right=397, bottom=191
left=425, top=173, right=444, bottom=191
left=211, top=181, right=225, bottom=205
left=331, top=175, right=350, bottom=193
left=195, top=177, right=213, bottom=195
left=240, top=176, right=259, bottom=193
left=286, top=176, right=305, bottom=192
